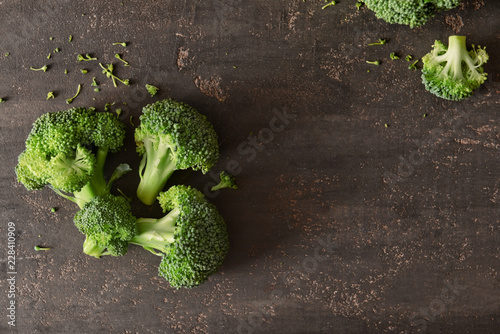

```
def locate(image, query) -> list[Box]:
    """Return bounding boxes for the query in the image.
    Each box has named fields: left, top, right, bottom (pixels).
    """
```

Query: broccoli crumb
left=99, top=63, right=130, bottom=87
left=405, top=55, right=413, bottom=62
left=322, top=0, right=336, bottom=9
left=115, top=53, right=130, bottom=66
left=113, top=42, right=127, bottom=47
left=366, top=60, right=380, bottom=65
left=0, top=98, right=5, bottom=103
left=368, top=38, right=386, bottom=46
left=46, top=92, right=55, bottom=100
left=30, top=65, right=48, bottom=72
left=408, top=59, right=419, bottom=70
left=50, top=207, right=57, bottom=212
left=66, top=84, right=82, bottom=104
left=145, top=84, right=159, bottom=97
left=390, top=52, right=400, bottom=60
left=34, top=245, right=51, bottom=251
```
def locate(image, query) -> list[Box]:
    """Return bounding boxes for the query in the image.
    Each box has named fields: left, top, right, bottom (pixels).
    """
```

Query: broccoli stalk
left=421, top=35, right=489, bottom=101
left=136, top=138, right=177, bottom=205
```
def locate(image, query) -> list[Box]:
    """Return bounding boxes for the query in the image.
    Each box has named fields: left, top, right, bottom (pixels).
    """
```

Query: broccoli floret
left=364, top=0, right=461, bottom=28
left=211, top=171, right=238, bottom=191
left=74, top=194, right=138, bottom=258
left=130, top=185, right=229, bottom=288
left=421, top=35, right=489, bottom=101
left=15, top=107, right=130, bottom=208
left=134, top=99, right=219, bottom=205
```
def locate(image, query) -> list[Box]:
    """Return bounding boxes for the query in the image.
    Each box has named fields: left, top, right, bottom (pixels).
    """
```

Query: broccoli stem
left=83, top=235, right=108, bottom=258
left=73, top=147, right=109, bottom=208
left=136, top=140, right=176, bottom=205
left=129, top=208, right=179, bottom=255
left=435, top=36, right=481, bottom=81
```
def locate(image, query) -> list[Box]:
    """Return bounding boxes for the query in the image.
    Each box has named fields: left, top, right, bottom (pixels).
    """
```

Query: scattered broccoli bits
left=421, top=35, right=489, bottom=101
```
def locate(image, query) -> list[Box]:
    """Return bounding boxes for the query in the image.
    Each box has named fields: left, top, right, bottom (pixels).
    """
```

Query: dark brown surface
left=1, top=1, right=499, bottom=333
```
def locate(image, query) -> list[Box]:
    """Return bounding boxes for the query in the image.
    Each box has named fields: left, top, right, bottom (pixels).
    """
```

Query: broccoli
left=130, top=185, right=229, bottom=288
left=145, top=84, right=159, bottom=97
left=211, top=171, right=238, bottom=191
left=74, top=194, right=137, bottom=258
left=73, top=185, right=229, bottom=287
left=421, top=35, right=489, bottom=101
left=134, top=99, right=220, bottom=205
left=15, top=107, right=130, bottom=208
left=363, top=0, right=461, bottom=28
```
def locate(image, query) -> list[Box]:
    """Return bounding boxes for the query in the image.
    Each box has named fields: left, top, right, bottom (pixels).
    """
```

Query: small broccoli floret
left=421, top=35, right=489, bottom=101
left=364, top=0, right=461, bottom=28
left=130, top=185, right=229, bottom=288
left=74, top=194, right=138, bottom=258
left=15, top=107, right=130, bottom=208
left=211, top=171, right=238, bottom=191
left=145, top=84, right=159, bottom=97
left=134, top=99, right=220, bottom=205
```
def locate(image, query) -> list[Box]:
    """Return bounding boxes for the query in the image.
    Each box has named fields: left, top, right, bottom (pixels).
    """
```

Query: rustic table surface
left=1, top=1, right=499, bottom=333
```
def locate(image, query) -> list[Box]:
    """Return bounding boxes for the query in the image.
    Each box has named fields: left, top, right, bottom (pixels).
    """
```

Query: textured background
left=0, top=1, right=499, bottom=333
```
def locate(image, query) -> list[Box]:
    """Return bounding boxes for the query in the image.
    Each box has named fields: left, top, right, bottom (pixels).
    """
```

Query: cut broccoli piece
left=74, top=194, right=138, bottom=258
left=211, top=171, right=238, bottom=191
left=364, top=0, right=461, bottom=28
left=15, top=107, right=130, bottom=208
left=130, top=185, right=229, bottom=288
left=134, top=99, right=219, bottom=205
left=421, top=35, right=489, bottom=101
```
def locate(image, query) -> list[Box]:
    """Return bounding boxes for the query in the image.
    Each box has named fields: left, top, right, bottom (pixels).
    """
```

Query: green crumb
left=34, top=246, right=51, bottom=251
left=69, top=35, right=73, bottom=42
left=390, top=52, right=400, bottom=60
left=408, top=59, right=419, bottom=70
left=81, top=69, right=88, bottom=74
left=46, top=92, right=55, bottom=100
left=366, top=60, right=380, bottom=65
left=47, top=53, right=52, bottom=59
left=146, top=84, right=159, bottom=97
left=64, top=69, right=68, bottom=74
left=0, top=98, right=5, bottom=103
left=384, top=123, right=389, bottom=128
left=30, top=65, right=48, bottom=72
left=405, top=54, right=413, bottom=62
left=322, top=0, right=336, bottom=9
left=356, top=2, right=363, bottom=10
left=368, top=38, right=386, bottom=46
left=115, top=53, right=130, bottom=66
left=94, top=88, right=100, bottom=92
left=66, top=84, right=82, bottom=104
left=50, top=207, right=57, bottom=212
left=113, top=42, right=127, bottom=47
left=5, top=52, right=9, bottom=57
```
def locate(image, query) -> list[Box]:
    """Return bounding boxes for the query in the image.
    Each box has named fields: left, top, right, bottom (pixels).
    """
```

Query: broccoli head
left=135, top=99, right=219, bottom=205
left=130, top=185, right=229, bottom=288
left=364, top=0, right=461, bottom=28
left=421, top=35, right=489, bottom=101
left=74, top=194, right=138, bottom=258
left=15, top=107, right=129, bottom=208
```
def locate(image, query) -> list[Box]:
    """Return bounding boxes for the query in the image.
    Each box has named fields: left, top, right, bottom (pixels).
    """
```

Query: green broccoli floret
left=15, top=107, right=130, bottom=208
left=211, top=171, right=238, bottom=191
left=363, top=0, right=461, bottom=28
left=421, top=35, right=489, bottom=101
left=134, top=99, right=220, bottom=205
left=130, top=185, right=229, bottom=288
left=74, top=194, right=138, bottom=258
